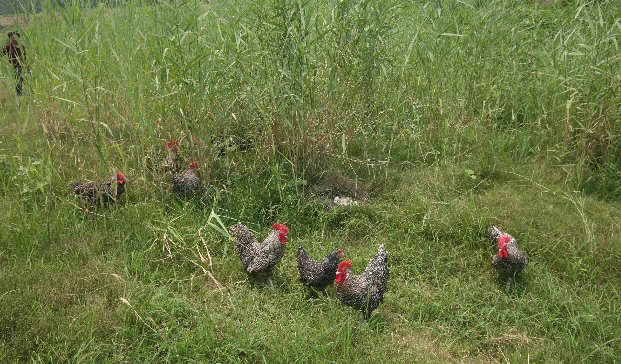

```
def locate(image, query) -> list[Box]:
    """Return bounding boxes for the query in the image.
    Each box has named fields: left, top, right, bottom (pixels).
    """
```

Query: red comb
left=272, top=223, right=289, bottom=235
left=116, top=172, right=126, bottom=184
left=190, top=162, right=199, bottom=169
left=498, top=234, right=511, bottom=248
left=337, top=260, right=352, bottom=271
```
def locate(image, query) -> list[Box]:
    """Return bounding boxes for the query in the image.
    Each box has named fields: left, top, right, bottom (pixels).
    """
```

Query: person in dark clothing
left=3, top=32, right=27, bottom=96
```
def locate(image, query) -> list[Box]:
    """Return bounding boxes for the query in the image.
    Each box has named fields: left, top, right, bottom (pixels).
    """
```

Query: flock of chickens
left=68, top=140, right=529, bottom=322
left=228, top=222, right=390, bottom=322
left=68, top=141, right=199, bottom=205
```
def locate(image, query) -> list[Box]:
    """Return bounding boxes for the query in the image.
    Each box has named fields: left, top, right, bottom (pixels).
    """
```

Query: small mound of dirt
left=312, top=171, right=370, bottom=208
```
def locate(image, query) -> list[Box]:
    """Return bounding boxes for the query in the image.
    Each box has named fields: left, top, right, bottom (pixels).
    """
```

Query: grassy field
left=0, top=0, right=620, bottom=362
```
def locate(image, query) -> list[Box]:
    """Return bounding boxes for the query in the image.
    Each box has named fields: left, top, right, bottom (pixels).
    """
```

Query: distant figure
left=3, top=32, right=28, bottom=96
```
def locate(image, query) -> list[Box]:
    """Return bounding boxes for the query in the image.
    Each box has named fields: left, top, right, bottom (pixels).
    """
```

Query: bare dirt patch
left=0, top=14, right=28, bottom=27
left=0, top=12, right=70, bottom=28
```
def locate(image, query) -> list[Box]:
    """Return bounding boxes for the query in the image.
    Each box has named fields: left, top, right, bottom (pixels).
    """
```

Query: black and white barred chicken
left=170, top=162, right=200, bottom=197
left=296, top=245, right=343, bottom=290
left=229, top=223, right=289, bottom=287
left=69, top=172, right=127, bottom=205
left=487, top=224, right=529, bottom=290
left=334, top=244, right=389, bottom=322
left=162, top=140, right=183, bottom=173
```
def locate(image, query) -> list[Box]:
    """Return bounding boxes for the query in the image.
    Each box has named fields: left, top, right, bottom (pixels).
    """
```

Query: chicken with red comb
left=487, top=224, right=529, bottom=291
left=229, top=223, right=289, bottom=288
left=170, top=162, right=200, bottom=197
left=334, top=244, right=389, bottom=322
left=162, top=140, right=183, bottom=173
left=297, top=245, right=343, bottom=291
left=69, top=172, right=127, bottom=205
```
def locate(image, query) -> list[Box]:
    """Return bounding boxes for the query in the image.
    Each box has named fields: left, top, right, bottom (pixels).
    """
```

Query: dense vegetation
left=0, top=0, right=620, bottom=362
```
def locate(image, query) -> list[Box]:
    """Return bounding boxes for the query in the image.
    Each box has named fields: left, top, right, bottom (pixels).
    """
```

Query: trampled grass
left=0, top=0, right=620, bottom=362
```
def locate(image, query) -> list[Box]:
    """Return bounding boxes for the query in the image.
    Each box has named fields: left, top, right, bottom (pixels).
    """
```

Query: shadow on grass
left=243, top=274, right=292, bottom=294
left=495, top=274, right=529, bottom=296
left=300, top=285, right=333, bottom=300
left=364, top=311, right=392, bottom=332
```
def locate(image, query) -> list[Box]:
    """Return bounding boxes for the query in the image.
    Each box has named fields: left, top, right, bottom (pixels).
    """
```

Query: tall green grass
left=0, top=0, right=620, bottom=362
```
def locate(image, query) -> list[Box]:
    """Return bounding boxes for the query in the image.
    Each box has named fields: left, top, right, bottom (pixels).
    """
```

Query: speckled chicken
left=487, top=224, right=529, bottom=290
left=229, top=223, right=289, bottom=287
left=296, top=245, right=343, bottom=290
left=334, top=244, right=389, bottom=322
left=170, top=162, right=200, bottom=197
left=162, top=140, right=183, bottom=173
left=69, top=172, right=127, bottom=205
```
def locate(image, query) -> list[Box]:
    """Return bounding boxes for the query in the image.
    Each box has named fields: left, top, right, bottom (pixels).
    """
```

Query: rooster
left=69, top=172, right=127, bottom=205
left=334, top=244, right=389, bottom=322
left=296, top=245, right=343, bottom=291
left=229, top=223, right=289, bottom=287
left=487, top=224, right=529, bottom=290
left=170, top=162, right=200, bottom=197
